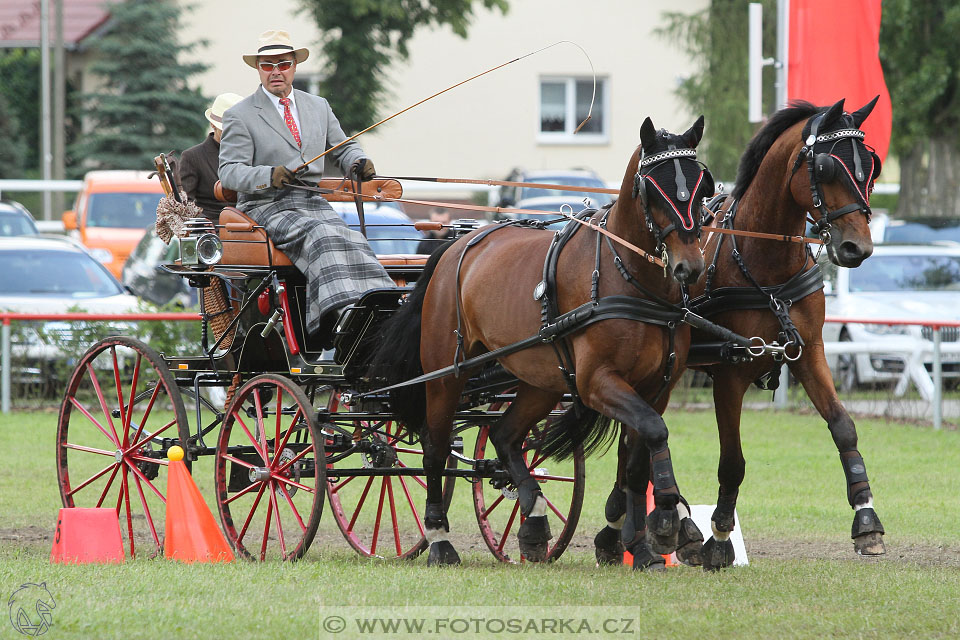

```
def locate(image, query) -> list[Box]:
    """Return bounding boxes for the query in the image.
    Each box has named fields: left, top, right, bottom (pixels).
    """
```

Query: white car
left=821, top=244, right=960, bottom=390
left=0, top=236, right=139, bottom=389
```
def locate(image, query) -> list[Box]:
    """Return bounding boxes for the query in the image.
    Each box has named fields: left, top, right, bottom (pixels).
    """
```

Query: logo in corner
left=8, top=583, right=56, bottom=637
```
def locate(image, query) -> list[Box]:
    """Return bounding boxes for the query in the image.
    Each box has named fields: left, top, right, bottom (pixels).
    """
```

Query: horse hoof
left=594, top=526, right=624, bottom=566
left=626, top=541, right=666, bottom=572
left=427, top=541, right=461, bottom=566
left=854, top=531, right=886, bottom=556
left=646, top=506, right=680, bottom=555
left=518, top=515, right=552, bottom=562
left=675, top=517, right=704, bottom=566
left=701, top=536, right=735, bottom=571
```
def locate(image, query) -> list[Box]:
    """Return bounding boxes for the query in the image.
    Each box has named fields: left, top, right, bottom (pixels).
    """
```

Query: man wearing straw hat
left=178, top=92, right=243, bottom=221
left=219, top=29, right=394, bottom=341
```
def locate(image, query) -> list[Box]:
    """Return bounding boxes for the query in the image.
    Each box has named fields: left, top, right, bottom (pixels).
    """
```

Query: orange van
left=62, top=170, right=164, bottom=279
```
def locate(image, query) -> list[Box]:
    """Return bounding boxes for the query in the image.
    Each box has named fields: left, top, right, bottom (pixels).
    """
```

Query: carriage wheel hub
left=249, top=467, right=271, bottom=483
left=114, top=449, right=124, bottom=463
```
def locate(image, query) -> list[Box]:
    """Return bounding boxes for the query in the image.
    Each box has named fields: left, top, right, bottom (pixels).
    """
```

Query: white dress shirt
left=261, top=85, right=302, bottom=135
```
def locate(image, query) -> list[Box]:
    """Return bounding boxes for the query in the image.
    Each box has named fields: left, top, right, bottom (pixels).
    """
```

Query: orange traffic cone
left=164, top=446, right=234, bottom=563
left=624, top=482, right=678, bottom=568
left=50, top=508, right=125, bottom=564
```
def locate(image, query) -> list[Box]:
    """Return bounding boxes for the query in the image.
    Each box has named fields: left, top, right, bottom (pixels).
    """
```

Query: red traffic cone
left=164, top=446, right=234, bottom=563
left=624, top=482, right=678, bottom=568
left=50, top=508, right=124, bottom=564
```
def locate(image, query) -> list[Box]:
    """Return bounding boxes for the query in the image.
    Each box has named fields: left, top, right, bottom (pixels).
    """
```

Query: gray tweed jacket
left=218, top=87, right=366, bottom=195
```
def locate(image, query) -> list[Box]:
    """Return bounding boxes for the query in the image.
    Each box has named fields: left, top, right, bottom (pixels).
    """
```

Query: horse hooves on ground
left=701, top=536, right=735, bottom=571
left=675, top=517, right=704, bottom=566
left=854, top=532, right=886, bottom=556
left=427, top=541, right=461, bottom=566
left=626, top=541, right=666, bottom=572
left=594, top=526, right=625, bottom=566
left=517, top=515, right=553, bottom=562
left=646, top=507, right=680, bottom=555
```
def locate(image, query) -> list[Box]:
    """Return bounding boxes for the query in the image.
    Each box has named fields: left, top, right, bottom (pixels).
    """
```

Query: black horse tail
left=538, top=405, right=615, bottom=461
left=366, top=240, right=457, bottom=431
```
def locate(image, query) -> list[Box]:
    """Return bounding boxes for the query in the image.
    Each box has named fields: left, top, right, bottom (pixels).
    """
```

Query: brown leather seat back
left=218, top=207, right=293, bottom=266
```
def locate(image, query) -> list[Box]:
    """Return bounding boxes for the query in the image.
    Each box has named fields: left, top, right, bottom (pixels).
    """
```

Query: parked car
left=0, top=236, right=139, bottom=390
left=62, top=170, right=165, bottom=279
left=0, top=200, right=39, bottom=236
left=329, top=201, right=425, bottom=254
left=507, top=195, right=606, bottom=230
left=494, top=168, right=614, bottom=209
left=821, top=244, right=960, bottom=390
left=869, top=212, right=960, bottom=245
left=122, top=227, right=197, bottom=307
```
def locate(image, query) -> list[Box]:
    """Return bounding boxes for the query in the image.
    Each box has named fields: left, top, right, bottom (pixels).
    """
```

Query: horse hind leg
left=488, top=383, right=561, bottom=562
left=422, top=379, right=463, bottom=566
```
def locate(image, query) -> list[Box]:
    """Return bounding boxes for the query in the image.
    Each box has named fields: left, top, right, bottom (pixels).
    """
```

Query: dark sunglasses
left=258, top=60, right=294, bottom=73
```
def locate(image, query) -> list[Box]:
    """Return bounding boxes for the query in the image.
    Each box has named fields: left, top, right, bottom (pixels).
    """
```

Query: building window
left=538, top=76, right=608, bottom=144
left=293, top=73, right=323, bottom=95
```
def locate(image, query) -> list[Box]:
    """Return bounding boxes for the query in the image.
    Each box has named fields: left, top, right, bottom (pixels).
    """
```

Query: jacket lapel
left=294, top=90, right=322, bottom=153
left=254, top=87, right=300, bottom=151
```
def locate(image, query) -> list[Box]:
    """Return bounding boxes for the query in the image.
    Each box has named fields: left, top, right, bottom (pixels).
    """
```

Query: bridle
left=791, top=112, right=880, bottom=245
left=631, top=145, right=713, bottom=263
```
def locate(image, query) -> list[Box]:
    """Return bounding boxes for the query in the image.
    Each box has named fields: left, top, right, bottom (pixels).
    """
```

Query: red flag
left=788, top=0, right=892, bottom=162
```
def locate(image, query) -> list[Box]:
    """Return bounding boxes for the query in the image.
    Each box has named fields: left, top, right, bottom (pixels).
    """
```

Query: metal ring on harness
left=783, top=340, right=803, bottom=362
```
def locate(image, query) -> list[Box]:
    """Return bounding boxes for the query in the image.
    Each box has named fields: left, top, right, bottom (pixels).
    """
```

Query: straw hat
left=204, top=93, right=244, bottom=129
left=242, top=29, right=309, bottom=69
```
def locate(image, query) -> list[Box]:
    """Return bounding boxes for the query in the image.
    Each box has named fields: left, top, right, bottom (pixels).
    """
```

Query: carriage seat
left=218, top=207, right=294, bottom=267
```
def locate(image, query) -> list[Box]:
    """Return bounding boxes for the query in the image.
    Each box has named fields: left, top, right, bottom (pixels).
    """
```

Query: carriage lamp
left=178, top=232, right=223, bottom=266
left=196, top=233, right=224, bottom=265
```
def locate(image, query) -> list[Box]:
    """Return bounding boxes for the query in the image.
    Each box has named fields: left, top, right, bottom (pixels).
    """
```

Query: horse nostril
left=838, top=240, right=870, bottom=265
left=673, top=262, right=699, bottom=284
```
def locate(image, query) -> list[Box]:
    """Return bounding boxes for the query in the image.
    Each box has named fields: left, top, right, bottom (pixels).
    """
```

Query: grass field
left=1, top=406, right=958, bottom=639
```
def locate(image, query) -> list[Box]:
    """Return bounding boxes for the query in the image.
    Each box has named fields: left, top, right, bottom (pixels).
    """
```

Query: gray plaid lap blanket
left=238, top=189, right=396, bottom=334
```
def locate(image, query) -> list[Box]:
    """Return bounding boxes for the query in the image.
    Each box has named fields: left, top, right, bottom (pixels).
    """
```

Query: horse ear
left=682, top=115, right=705, bottom=148
left=639, top=117, right=657, bottom=151
left=822, top=99, right=846, bottom=127
left=851, top=95, right=880, bottom=128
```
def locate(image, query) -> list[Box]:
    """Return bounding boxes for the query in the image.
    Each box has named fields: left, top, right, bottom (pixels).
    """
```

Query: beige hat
left=205, top=92, right=244, bottom=129
left=243, top=29, right=309, bottom=68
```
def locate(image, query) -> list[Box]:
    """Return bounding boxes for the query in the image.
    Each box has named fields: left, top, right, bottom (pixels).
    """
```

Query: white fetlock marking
left=608, top=514, right=625, bottom=530
left=425, top=527, right=449, bottom=544
left=530, top=495, right=547, bottom=517
left=855, top=498, right=874, bottom=511
left=677, top=502, right=691, bottom=520
left=711, top=522, right=731, bottom=542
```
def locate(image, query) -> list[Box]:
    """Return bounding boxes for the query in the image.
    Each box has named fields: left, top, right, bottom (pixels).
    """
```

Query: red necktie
left=279, top=97, right=301, bottom=147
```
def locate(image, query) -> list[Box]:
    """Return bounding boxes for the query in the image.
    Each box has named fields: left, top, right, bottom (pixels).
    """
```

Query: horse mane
left=731, top=101, right=821, bottom=201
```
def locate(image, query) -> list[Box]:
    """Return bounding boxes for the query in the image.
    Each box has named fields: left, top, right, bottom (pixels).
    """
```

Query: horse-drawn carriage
left=54, top=175, right=586, bottom=563
left=55, top=98, right=888, bottom=568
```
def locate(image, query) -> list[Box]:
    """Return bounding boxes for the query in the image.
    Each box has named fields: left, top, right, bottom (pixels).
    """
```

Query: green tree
left=0, top=90, right=28, bottom=179
left=69, top=0, right=208, bottom=174
left=657, top=1, right=777, bottom=182
left=0, top=49, right=41, bottom=173
left=881, top=1, right=960, bottom=218
left=297, top=0, right=508, bottom=134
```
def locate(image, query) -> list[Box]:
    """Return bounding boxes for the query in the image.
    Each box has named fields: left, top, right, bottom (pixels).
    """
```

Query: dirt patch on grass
left=4, top=524, right=958, bottom=567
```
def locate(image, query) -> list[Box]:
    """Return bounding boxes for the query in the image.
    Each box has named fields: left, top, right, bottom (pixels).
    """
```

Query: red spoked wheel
left=473, top=405, right=585, bottom=563
left=324, top=391, right=455, bottom=559
left=214, top=374, right=325, bottom=561
left=56, top=336, right=190, bottom=558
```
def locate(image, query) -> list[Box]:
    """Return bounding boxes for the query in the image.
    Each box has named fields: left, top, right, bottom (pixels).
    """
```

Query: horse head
left=630, top=116, right=713, bottom=285
left=791, top=97, right=880, bottom=267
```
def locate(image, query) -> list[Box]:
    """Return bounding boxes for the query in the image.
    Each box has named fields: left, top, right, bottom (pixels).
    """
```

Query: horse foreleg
left=422, top=378, right=462, bottom=566
left=488, top=383, right=561, bottom=562
left=582, top=377, right=680, bottom=571
left=790, top=344, right=886, bottom=556
left=701, top=370, right=751, bottom=571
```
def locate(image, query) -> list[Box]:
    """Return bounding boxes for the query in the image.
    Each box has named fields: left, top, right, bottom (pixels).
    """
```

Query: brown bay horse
left=595, top=98, right=883, bottom=570
left=370, top=116, right=715, bottom=567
